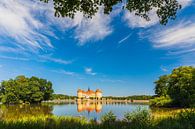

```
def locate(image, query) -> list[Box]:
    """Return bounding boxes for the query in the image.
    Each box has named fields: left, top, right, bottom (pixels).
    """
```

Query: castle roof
left=77, top=89, right=83, bottom=92
left=77, top=89, right=102, bottom=94
left=96, top=89, right=102, bottom=93
left=86, top=90, right=95, bottom=94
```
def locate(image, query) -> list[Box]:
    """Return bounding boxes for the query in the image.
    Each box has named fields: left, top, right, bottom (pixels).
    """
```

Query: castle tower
left=77, top=89, right=83, bottom=98
left=95, top=89, right=102, bottom=99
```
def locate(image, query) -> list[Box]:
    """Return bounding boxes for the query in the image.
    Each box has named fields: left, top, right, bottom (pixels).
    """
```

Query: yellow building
left=77, top=101, right=102, bottom=113
left=77, top=88, right=102, bottom=99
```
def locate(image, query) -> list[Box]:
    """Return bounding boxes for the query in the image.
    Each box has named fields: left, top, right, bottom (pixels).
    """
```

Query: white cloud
left=0, top=0, right=114, bottom=53
left=0, top=0, right=53, bottom=50
left=0, top=46, right=27, bottom=54
left=178, top=0, right=193, bottom=8
left=0, top=55, right=29, bottom=61
left=123, top=9, right=159, bottom=28
left=39, top=55, right=73, bottom=65
left=52, top=70, right=77, bottom=76
left=118, top=33, right=132, bottom=44
left=168, top=48, right=195, bottom=55
left=160, top=65, right=168, bottom=72
left=123, top=0, right=193, bottom=28
left=151, top=22, right=195, bottom=48
left=74, top=9, right=113, bottom=45
left=85, top=67, right=97, bottom=76
left=1, top=0, right=192, bottom=50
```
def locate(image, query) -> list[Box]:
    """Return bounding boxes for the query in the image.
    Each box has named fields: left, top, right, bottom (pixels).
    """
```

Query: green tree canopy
left=154, top=66, right=195, bottom=107
left=0, top=76, right=54, bottom=104
left=154, top=75, right=169, bottom=97
left=40, top=0, right=181, bottom=25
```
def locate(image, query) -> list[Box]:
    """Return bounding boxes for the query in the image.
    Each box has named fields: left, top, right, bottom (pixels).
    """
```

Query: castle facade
left=77, top=88, right=102, bottom=99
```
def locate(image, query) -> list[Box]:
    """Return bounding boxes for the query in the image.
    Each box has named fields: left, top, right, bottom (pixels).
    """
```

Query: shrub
left=150, top=96, right=172, bottom=107
left=101, top=111, right=116, bottom=123
left=177, top=109, right=195, bottom=127
left=123, top=108, right=152, bottom=129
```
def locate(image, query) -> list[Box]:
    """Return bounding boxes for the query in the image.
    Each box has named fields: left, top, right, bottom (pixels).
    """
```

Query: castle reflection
left=77, top=101, right=102, bottom=113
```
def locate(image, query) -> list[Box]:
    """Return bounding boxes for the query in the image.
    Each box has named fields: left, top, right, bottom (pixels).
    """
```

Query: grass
left=0, top=109, right=195, bottom=129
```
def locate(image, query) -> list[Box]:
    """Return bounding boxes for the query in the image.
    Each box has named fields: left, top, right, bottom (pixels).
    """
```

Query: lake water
left=0, top=103, right=149, bottom=120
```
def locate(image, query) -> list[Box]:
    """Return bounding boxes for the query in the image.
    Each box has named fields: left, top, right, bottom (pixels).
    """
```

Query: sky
left=0, top=0, right=195, bottom=96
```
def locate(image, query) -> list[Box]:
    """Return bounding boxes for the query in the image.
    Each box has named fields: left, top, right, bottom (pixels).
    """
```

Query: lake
left=0, top=102, right=150, bottom=120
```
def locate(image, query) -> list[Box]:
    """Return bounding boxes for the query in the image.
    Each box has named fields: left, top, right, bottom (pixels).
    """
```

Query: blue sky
left=0, top=0, right=195, bottom=96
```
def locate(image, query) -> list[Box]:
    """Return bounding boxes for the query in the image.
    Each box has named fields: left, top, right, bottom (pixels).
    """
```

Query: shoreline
left=42, top=99, right=150, bottom=104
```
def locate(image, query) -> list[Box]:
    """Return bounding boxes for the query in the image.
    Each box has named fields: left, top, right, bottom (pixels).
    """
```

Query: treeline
left=103, top=95, right=153, bottom=100
left=51, top=94, right=152, bottom=100
left=151, top=66, right=195, bottom=107
left=0, top=76, right=53, bottom=104
left=52, top=94, right=77, bottom=100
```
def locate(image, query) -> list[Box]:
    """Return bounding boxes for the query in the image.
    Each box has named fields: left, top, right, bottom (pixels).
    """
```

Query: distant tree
left=40, top=0, right=181, bottom=25
left=0, top=76, right=54, bottom=104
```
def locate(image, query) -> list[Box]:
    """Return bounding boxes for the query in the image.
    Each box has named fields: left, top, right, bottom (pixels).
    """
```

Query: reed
left=0, top=109, right=194, bottom=129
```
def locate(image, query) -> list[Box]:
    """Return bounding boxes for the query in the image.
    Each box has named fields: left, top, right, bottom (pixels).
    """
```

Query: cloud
left=0, top=55, right=29, bottom=61
left=160, top=65, right=168, bottom=72
left=168, top=48, right=195, bottom=55
left=0, top=0, right=53, bottom=50
left=39, top=55, right=73, bottom=65
left=178, top=0, right=193, bottom=7
left=151, top=22, right=195, bottom=49
left=85, top=67, right=97, bottom=76
left=118, top=33, right=132, bottom=44
left=0, top=65, right=2, bottom=68
left=0, top=0, right=114, bottom=55
left=0, top=53, right=73, bottom=65
left=123, top=9, right=159, bottom=28
left=0, top=46, right=28, bottom=55
left=74, top=9, right=113, bottom=45
left=123, top=0, right=193, bottom=28
left=52, top=70, right=77, bottom=76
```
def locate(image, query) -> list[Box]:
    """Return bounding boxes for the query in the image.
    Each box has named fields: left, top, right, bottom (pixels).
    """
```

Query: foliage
left=176, top=109, right=195, bottom=127
left=153, top=66, right=195, bottom=107
left=52, top=94, right=76, bottom=100
left=0, top=109, right=195, bottom=129
left=101, top=111, right=116, bottom=123
left=124, top=108, right=152, bottom=129
left=40, top=0, right=181, bottom=25
left=154, top=75, right=169, bottom=97
left=150, top=96, right=172, bottom=107
left=103, top=95, right=153, bottom=100
left=0, top=75, right=54, bottom=104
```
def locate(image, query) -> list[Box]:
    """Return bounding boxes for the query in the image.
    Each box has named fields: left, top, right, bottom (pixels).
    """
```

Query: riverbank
left=0, top=109, right=194, bottom=129
left=42, top=99, right=150, bottom=104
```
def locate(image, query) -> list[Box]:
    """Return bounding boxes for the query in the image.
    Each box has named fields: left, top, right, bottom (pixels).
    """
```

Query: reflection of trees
left=0, top=104, right=53, bottom=120
left=77, top=101, right=102, bottom=113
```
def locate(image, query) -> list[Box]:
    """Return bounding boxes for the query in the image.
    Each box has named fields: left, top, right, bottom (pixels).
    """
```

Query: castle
left=77, top=102, right=102, bottom=113
left=77, top=88, right=102, bottom=99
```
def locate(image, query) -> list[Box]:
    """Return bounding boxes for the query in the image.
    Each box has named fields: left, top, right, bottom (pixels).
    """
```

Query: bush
left=177, top=109, right=195, bottom=127
left=101, top=111, right=116, bottom=123
left=124, top=108, right=152, bottom=129
left=150, top=96, right=172, bottom=107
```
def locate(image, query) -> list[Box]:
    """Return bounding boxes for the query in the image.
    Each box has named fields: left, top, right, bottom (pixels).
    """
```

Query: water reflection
left=0, top=103, right=152, bottom=120
left=77, top=101, right=102, bottom=113
left=0, top=104, right=53, bottom=120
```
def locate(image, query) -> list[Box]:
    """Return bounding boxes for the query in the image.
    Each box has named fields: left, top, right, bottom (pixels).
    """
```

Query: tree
left=0, top=76, right=54, bottom=104
left=40, top=0, right=181, bottom=25
left=168, top=66, right=195, bottom=107
left=154, top=75, right=169, bottom=97
left=154, top=66, right=195, bottom=107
